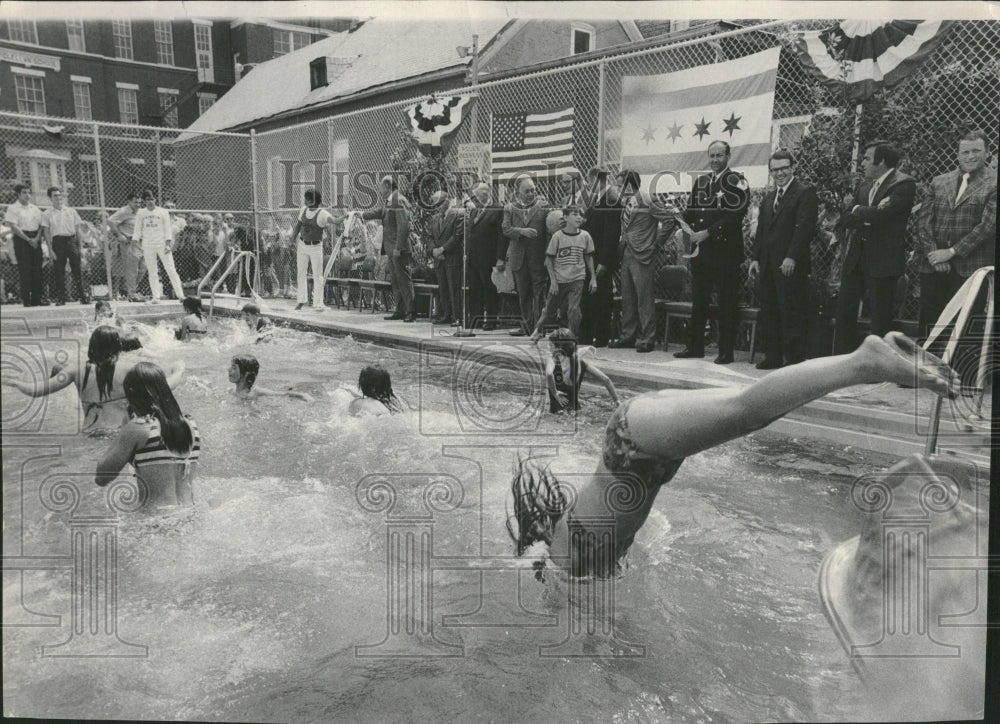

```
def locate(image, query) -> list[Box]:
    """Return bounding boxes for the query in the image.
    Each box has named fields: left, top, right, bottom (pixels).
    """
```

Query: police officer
left=675, top=140, right=749, bottom=364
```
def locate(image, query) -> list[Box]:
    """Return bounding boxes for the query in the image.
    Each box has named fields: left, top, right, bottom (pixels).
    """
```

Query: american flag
left=491, top=107, right=577, bottom=180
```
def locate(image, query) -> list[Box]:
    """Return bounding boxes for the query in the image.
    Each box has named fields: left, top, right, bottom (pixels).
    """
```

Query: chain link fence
left=1, top=112, right=253, bottom=304
left=4, top=19, right=995, bottom=340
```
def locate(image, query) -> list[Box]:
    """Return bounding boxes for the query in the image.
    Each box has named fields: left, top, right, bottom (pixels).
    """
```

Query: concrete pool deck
left=2, top=297, right=992, bottom=466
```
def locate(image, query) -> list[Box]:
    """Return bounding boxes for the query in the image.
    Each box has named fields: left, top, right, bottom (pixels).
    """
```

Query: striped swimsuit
left=131, top=416, right=201, bottom=469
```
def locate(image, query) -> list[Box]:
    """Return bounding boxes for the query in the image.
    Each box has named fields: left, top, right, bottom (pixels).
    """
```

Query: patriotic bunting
left=404, top=95, right=473, bottom=152
left=795, top=20, right=955, bottom=102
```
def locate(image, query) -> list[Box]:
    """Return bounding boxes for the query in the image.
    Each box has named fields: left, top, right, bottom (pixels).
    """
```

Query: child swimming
left=4, top=325, right=183, bottom=432
left=542, top=328, right=619, bottom=413
left=95, top=361, right=199, bottom=509
left=240, top=302, right=273, bottom=341
left=508, top=332, right=962, bottom=579
left=176, top=296, right=208, bottom=341
left=229, top=354, right=313, bottom=401
left=349, top=365, right=405, bottom=416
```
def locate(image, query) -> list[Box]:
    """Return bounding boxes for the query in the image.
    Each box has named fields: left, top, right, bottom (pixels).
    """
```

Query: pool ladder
left=198, top=250, right=262, bottom=320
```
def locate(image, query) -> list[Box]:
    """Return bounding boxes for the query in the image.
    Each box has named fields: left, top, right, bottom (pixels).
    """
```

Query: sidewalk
left=2, top=296, right=991, bottom=465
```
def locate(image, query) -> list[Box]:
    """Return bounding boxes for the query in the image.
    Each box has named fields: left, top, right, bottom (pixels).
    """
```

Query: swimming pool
left=0, top=316, right=973, bottom=721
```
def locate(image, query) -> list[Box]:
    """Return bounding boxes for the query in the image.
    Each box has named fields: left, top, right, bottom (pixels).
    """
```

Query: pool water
left=1, top=316, right=937, bottom=721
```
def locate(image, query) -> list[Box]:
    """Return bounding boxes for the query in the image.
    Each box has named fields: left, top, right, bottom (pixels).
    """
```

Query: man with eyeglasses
left=748, top=150, right=817, bottom=369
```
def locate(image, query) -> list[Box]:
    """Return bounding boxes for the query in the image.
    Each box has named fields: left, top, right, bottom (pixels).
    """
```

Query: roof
left=186, top=17, right=512, bottom=133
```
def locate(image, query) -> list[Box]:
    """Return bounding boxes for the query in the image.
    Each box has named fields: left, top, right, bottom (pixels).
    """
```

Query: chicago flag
left=621, top=46, right=781, bottom=187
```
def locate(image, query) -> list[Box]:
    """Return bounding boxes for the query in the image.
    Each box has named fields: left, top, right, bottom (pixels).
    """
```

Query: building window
left=15, top=155, right=68, bottom=206
left=7, top=19, right=38, bottom=44
left=14, top=73, right=46, bottom=116
left=72, top=81, right=92, bottom=120
left=194, top=23, right=214, bottom=82
left=66, top=20, right=86, bottom=51
left=671, top=20, right=691, bottom=33
left=198, top=93, right=216, bottom=117
left=158, top=90, right=179, bottom=127
left=118, top=87, right=139, bottom=126
left=78, top=160, right=99, bottom=206
left=273, top=29, right=311, bottom=58
left=153, top=20, right=174, bottom=65
left=112, top=19, right=133, bottom=60
left=571, top=25, right=594, bottom=55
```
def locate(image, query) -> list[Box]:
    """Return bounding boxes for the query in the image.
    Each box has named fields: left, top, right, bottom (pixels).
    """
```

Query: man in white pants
left=288, top=188, right=334, bottom=311
left=132, top=190, right=184, bottom=304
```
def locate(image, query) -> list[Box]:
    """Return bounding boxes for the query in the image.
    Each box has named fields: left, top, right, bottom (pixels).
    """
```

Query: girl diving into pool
left=229, top=354, right=314, bottom=401
left=95, top=361, right=200, bottom=509
left=3, top=325, right=185, bottom=432
left=176, top=296, right=208, bottom=341
left=508, top=332, right=962, bottom=579
left=541, top=328, right=619, bottom=413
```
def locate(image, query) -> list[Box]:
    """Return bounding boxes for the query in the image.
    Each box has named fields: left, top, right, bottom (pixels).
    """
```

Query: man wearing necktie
left=914, top=128, right=997, bottom=342
left=675, top=141, right=750, bottom=364
left=748, top=150, right=818, bottom=369
left=834, top=141, right=916, bottom=354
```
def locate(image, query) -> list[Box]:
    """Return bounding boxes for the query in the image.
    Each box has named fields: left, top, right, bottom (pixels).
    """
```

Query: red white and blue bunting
left=404, top=95, right=473, bottom=151
left=795, top=20, right=955, bottom=102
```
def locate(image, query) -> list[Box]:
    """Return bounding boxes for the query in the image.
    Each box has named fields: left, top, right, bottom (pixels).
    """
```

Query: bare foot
left=857, top=332, right=959, bottom=398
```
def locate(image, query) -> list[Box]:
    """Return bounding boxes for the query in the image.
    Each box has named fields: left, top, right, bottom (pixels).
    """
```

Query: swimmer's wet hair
left=547, top=327, right=578, bottom=357
left=94, top=300, right=113, bottom=321
left=123, top=362, right=192, bottom=454
left=507, top=455, right=567, bottom=561
left=241, top=302, right=261, bottom=316
left=232, top=354, right=259, bottom=389
left=358, top=365, right=402, bottom=413
left=182, top=295, right=203, bottom=318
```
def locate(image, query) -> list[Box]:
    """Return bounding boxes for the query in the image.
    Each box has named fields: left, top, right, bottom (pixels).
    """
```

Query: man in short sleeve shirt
left=3, top=183, right=48, bottom=306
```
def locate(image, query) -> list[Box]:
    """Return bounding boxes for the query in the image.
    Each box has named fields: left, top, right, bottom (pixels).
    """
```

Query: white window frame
left=117, top=84, right=139, bottom=126
left=112, top=19, right=133, bottom=60
left=7, top=19, right=39, bottom=44
left=72, top=79, right=92, bottom=121
left=193, top=21, right=214, bottom=83
left=671, top=20, right=691, bottom=33
left=153, top=20, right=175, bottom=66
left=273, top=28, right=311, bottom=57
left=197, top=92, right=217, bottom=117
left=570, top=23, right=594, bottom=55
left=66, top=19, right=86, bottom=52
left=158, top=87, right=179, bottom=128
left=12, top=154, right=69, bottom=206
left=12, top=70, right=46, bottom=117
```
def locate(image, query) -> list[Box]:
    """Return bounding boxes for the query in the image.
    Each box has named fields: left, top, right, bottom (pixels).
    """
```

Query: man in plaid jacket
left=914, top=128, right=997, bottom=339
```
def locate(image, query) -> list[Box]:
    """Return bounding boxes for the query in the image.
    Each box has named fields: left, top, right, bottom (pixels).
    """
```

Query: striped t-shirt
left=546, top=229, right=594, bottom=284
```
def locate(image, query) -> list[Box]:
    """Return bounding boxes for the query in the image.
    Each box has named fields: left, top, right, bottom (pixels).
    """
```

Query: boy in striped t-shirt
left=530, top=205, right=596, bottom=341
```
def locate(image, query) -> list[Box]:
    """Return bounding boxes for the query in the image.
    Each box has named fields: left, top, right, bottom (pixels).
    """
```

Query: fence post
left=154, top=130, right=163, bottom=201
left=91, top=121, right=114, bottom=298
left=250, top=128, right=261, bottom=293
left=597, top=60, right=606, bottom=167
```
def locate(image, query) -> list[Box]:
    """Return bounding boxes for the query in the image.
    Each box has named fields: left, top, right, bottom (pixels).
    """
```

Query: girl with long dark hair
left=95, top=362, right=200, bottom=509
left=3, top=326, right=184, bottom=432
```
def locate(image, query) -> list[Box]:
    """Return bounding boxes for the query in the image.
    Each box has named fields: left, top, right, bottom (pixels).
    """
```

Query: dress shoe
left=37, top=299, right=51, bottom=306
left=714, top=353, right=734, bottom=365
left=450, top=320, right=461, bottom=327
left=403, top=314, right=417, bottom=323
left=509, top=329, right=527, bottom=337
left=483, top=323, right=497, bottom=331
left=55, top=300, right=67, bottom=306
left=755, top=359, right=783, bottom=370
left=673, top=348, right=703, bottom=359
left=296, top=303, right=307, bottom=310
left=384, top=312, right=405, bottom=320
left=636, top=343, right=654, bottom=353
left=609, top=338, right=636, bottom=349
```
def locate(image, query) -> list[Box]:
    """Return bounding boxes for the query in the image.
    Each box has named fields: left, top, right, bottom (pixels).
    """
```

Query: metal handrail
left=203, top=250, right=258, bottom=320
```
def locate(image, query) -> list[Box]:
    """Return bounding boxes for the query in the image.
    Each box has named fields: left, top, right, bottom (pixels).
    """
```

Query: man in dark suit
left=748, top=150, right=818, bottom=369
left=465, top=183, right=507, bottom=330
left=363, top=176, right=415, bottom=322
left=428, top=191, right=464, bottom=326
left=580, top=168, right=621, bottom=347
left=834, top=141, right=916, bottom=354
left=502, top=175, right=550, bottom=336
left=675, top=140, right=750, bottom=364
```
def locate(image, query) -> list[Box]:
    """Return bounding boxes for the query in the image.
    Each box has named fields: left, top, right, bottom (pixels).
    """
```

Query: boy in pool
left=542, top=328, right=619, bottom=413
left=508, top=332, right=962, bottom=578
left=241, top=302, right=273, bottom=341
left=229, top=354, right=313, bottom=401
left=349, top=365, right=405, bottom=417
left=176, top=296, right=208, bottom=341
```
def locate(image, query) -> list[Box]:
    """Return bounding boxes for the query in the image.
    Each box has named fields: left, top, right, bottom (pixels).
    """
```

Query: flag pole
left=454, top=203, right=475, bottom=337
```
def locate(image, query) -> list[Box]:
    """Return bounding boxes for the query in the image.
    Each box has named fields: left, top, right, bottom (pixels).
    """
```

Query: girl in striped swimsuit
left=96, top=362, right=200, bottom=510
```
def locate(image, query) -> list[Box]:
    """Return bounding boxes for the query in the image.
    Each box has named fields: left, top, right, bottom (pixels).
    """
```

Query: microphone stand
left=454, top=203, right=476, bottom=337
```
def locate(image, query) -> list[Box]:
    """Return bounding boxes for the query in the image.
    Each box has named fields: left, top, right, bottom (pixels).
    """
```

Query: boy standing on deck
left=530, top=205, right=596, bottom=340
left=132, top=190, right=185, bottom=304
